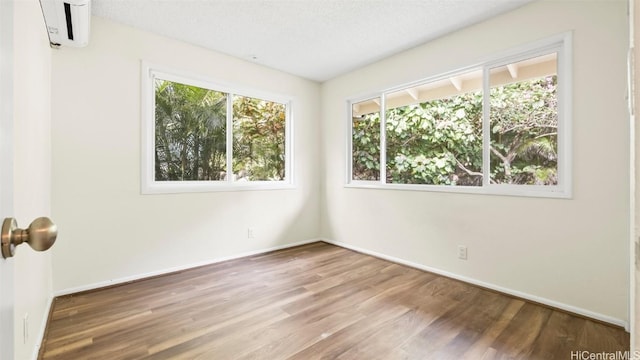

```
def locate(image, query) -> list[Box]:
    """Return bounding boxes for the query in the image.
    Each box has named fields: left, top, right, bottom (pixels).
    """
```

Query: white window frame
left=346, top=32, right=572, bottom=198
left=141, top=62, right=294, bottom=194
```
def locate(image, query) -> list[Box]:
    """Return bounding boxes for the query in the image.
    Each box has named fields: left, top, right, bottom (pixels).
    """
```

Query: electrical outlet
left=247, top=227, right=254, bottom=239
left=457, top=245, right=468, bottom=260
left=23, top=313, right=28, bottom=344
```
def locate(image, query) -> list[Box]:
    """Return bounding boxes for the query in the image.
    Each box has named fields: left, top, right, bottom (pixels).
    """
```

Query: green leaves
left=155, top=80, right=228, bottom=181
left=352, top=111, right=381, bottom=181
left=154, top=80, right=286, bottom=182
left=232, top=96, right=286, bottom=181
left=352, top=75, right=558, bottom=186
left=489, top=76, right=558, bottom=185
left=385, top=91, right=483, bottom=185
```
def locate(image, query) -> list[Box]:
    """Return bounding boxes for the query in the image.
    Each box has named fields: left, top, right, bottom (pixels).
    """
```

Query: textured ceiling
left=92, top=0, right=533, bottom=82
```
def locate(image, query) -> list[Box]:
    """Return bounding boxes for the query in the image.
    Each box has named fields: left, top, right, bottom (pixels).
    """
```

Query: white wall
left=48, top=0, right=631, bottom=330
left=50, top=17, right=321, bottom=292
left=633, top=0, right=639, bottom=349
left=13, top=0, right=53, bottom=358
left=321, top=0, right=629, bottom=324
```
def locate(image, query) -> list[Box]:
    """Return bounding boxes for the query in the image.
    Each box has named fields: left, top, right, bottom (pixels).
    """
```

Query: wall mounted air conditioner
left=39, top=0, right=91, bottom=48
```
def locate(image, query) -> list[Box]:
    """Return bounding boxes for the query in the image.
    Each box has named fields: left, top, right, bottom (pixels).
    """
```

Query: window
left=385, top=70, right=483, bottom=186
left=351, top=98, right=381, bottom=181
left=488, top=54, right=558, bottom=186
left=142, top=64, right=292, bottom=193
left=347, top=33, right=571, bottom=198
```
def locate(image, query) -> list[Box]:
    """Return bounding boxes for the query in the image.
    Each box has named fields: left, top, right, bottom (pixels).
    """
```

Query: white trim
left=628, top=0, right=636, bottom=347
left=142, top=63, right=292, bottom=104
left=30, top=296, right=53, bottom=360
left=345, top=181, right=571, bottom=199
left=50, top=237, right=628, bottom=331
left=53, top=238, right=321, bottom=297
left=322, top=238, right=629, bottom=330
left=141, top=181, right=295, bottom=194
left=284, top=100, right=294, bottom=186
left=226, top=94, right=234, bottom=183
left=346, top=101, right=352, bottom=185
left=482, top=65, right=490, bottom=187
left=380, top=94, right=387, bottom=184
left=140, top=61, right=294, bottom=194
left=140, top=62, right=154, bottom=194
left=559, top=32, right=573, bottom=198
left=0, top=0, right=15, bottom=358
left=346, top=32, right=573, bottom=199
left=630, top=110, right=637, bottom=345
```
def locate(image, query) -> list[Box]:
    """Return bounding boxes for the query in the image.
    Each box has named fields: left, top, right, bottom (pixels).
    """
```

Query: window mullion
left=482, top=66, right=490, bottom=187
left=148, top=71, right=156, bottom=186
left=226, top=93, right=234, bottom=182
left=557, top=45, right=568, bottom=193
left=347, top=102, right=354, bottom=183
left=380, top=94, right=387, bottom=184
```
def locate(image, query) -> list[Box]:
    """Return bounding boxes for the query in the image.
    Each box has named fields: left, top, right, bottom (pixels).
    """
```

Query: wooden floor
left=39, top=242, right=629, bottom=360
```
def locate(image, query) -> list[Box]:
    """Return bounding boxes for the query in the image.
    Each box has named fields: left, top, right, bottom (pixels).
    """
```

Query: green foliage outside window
left=386, top=91, right=483, bottom=185
left=490, top=76, right=558, bottom=185
left=352, top=76, right=558, bottom=186
left=352, top=110, right=381, bottom=181
left=154, top=79, right=286, bottom=182
left=155, top=80, right=227, bottom=181
left=233, top=96, right=286, bottom=181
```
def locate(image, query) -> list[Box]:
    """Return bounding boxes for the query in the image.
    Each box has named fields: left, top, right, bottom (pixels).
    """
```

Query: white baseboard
left=53, top=238, right=321, bottom=297
left=31, top=295, right=53, bottom=360
left=322, top=238, right=629, bottom=331
left=51, top=237, right=629, bottom=331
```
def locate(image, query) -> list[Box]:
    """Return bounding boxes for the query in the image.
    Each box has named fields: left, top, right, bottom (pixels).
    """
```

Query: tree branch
left=534, top=132, right=557, bottom=140
left=490, top=146, right=508, bottom=163
left=454, top=158, right=496, bottom=184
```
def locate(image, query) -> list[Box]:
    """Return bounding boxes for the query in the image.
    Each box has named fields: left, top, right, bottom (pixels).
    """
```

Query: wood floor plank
left=527, top=311, right=585, bottom=360
left=461, top=298, right=526, bottom=359
left=39, top=242, right=629, bottom=360
left=487, top=302, right=553, bottom=358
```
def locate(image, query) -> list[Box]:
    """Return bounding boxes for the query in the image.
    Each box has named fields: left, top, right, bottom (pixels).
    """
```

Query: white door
left=0, top=0, right=15, bottom=358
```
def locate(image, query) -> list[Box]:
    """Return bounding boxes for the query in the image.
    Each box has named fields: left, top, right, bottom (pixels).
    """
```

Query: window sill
left=142, top=181, right=296, bottom=195
left=344, top=182, right=572, bottom=199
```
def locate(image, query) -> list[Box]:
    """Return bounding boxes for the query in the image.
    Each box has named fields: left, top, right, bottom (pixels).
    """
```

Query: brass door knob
left=1, top=217, right=57, bottom=258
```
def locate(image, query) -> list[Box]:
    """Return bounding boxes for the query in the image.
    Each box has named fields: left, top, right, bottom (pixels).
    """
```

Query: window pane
left=489, top=53, right=558, bottom=185
left=352, top=98, right=381, bottom=181
left=232, top=95, right=286, bottom=181
left=385, top=71, right=483, bottom=185
left=154, top=79, right=227, bottom=181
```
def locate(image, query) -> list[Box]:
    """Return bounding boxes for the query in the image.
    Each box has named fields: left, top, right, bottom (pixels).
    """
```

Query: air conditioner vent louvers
left=39, top=0, right=90, bottom=48
left=63, top=3, right=74, bottom=40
